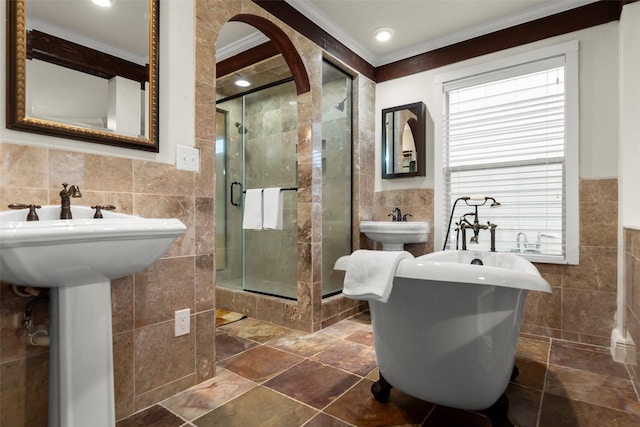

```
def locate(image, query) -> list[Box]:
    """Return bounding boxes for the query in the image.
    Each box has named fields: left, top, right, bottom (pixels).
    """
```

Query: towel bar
left=241, top=187, right=297, bottom=193
left=231, top=185, right=298, bottom=207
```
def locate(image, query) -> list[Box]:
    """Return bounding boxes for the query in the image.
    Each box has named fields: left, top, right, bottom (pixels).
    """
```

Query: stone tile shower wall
left=625, top=227, right=640, bottom=394
left=0, top=142, right=216, bottom=424
left=243, top=82, right=299, bottom=295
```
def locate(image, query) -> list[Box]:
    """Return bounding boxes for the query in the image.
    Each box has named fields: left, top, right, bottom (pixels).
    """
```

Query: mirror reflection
left=6, top=0, right=159, bottom=151
left=382, top=102, right=427, bottom=179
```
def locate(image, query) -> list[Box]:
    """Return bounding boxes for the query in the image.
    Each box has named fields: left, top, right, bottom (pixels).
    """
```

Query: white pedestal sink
left=360, top=220, right=430, bottom=251
left=0, top=205, right=186, bottom=427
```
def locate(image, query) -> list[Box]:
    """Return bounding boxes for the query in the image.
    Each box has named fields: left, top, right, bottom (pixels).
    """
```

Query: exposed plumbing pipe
left=28, top=324, right=50, bottom=346
left=24, top=292, right=50, bottom=347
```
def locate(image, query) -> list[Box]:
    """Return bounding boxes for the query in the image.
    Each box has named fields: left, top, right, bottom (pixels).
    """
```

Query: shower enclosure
left=216, top=80, right=299, bottom=299
left=215, top=61, right=352, bottom=300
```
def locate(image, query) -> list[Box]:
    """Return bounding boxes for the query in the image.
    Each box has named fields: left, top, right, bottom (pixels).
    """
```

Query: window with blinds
left=438, top=42, right=579, bottom=264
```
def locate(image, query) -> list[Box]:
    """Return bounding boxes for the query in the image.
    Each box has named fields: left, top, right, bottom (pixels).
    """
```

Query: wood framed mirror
left=382, top=101, right=427, bottom=179
left=6, top=0, right=159, bottom=152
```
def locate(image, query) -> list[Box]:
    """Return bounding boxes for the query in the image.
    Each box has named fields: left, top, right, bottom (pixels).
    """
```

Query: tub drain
left=470, top=258, right=484, bottom=265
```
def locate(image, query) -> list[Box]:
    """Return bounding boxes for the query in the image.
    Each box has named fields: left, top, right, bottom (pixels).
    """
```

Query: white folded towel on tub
left=242, top=189, right=263, bottom=230
left=343, top=249, right=414, bottom=303
left=262, top=187, right=283, bottom=230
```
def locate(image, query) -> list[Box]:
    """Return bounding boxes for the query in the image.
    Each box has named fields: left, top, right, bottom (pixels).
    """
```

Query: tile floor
left=117, top=312, right=640, bottom=427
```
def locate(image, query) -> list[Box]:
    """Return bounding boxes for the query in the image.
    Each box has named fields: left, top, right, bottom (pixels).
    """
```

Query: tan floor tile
left=324, top=379, right=433, bottom=427
left=116, top=405, right=184, bottom=427
left=540, top=393, right=640, bottom=427
left=215, top=331, right=260, bottom=362
left=218, top=318, right=297, bottom=343
left=193, top=386, right=317, bottom=427
left=545, top=365, right=640, bottom=414
left=218, top=345, right=303, bottom=382
left=264, top=359, right=360, bottom=409
left=312, top=340, right=377, bottom=376
left=162, top=368, right=257, bottom=421
left=550, top=340, right=629, bottom=378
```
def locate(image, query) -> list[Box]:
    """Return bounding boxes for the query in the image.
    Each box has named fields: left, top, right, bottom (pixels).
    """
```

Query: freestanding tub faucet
left=59, top=183, right=82, bottom=219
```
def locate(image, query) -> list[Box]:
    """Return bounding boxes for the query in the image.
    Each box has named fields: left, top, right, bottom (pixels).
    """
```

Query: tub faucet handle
left=91, top=205, right=116, bottom=219
left=8, top=203, right=41, bottom=221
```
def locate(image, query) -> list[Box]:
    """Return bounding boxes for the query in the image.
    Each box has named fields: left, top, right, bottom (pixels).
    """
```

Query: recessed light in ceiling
left=92, top=0, right=114, bottom=7
left=235, top=79, right=251, bottom=87
left=374, top=28, right=394, bottom=42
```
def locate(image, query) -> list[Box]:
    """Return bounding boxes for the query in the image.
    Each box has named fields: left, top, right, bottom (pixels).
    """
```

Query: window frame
left=433, top=40, right=579, bottom=264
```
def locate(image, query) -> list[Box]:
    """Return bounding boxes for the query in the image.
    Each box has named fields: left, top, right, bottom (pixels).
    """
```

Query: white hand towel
left=262, top=187, right=283, bottom=230
left=242, top=189, right=263, bottom=230
left=343, top=249, right=413, bottom=303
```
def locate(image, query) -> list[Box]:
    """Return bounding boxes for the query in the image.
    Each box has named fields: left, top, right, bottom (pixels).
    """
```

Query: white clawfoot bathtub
left=335, top=250, right=551, bottom=414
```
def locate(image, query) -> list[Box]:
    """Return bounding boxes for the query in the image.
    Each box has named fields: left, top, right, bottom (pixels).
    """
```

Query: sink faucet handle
left=8, top=203, right=41, bottom=221
left=388, top=213, right=397, bottom=222
left=91, top=205, right=116, bottom=219
left=402, top=213, right=412, bottom=222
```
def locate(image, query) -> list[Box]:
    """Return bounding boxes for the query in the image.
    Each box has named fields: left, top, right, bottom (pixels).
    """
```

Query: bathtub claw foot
left=510, top=365, right=519, bottom=382
left=479, top=394, right=513, bottom=427
left=371, top=375, right=392, bottom=403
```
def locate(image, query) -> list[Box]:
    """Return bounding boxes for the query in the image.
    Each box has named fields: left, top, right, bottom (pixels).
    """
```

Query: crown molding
left=216, top=30, right=270, bottom=62
left=286, top=0, right=600, bottom=67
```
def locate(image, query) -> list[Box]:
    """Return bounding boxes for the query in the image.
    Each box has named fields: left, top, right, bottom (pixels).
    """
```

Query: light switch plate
left=176, top=145, right=200, bottom=172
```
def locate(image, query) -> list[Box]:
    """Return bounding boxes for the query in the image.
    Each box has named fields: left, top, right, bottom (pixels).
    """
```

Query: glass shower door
left=216, top=80, right=298, bottom=299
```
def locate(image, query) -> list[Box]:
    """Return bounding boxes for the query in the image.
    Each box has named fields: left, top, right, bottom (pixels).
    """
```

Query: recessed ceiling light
left=92, top=0, right=113, bottom=7
left=235, top=79, right=251, bottom=87
left=374, top=28, right=394, bottom=42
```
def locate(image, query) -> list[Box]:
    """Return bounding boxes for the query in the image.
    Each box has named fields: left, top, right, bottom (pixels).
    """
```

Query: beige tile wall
left=0, top=141, right=215, bottom=424
left=625, top=227, right=640, bottom=395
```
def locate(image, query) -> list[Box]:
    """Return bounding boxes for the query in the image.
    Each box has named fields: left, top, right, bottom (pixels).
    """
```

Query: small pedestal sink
left=0, top=205, right=186, bottom=427
left=360, top=220, right=430, bottom=251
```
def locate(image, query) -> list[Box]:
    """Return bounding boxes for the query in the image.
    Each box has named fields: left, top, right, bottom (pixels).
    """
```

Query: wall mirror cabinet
left=6, top=0, right=160, bottom=152
left=381, top=101, right=427, bottom=179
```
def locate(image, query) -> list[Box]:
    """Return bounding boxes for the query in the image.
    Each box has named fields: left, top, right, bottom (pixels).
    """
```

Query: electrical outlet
left=176, top=145, right=200, bottom=172
left=174, top=309, right=190, bottom=337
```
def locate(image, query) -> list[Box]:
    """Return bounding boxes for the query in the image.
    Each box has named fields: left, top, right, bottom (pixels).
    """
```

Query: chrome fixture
left=59, top=183, right=82, bottom=219
left=516, top=232, right=528, bottom=251
left=443, top=196, right=501, bottom=251
left=235, top=121, right=248, bottom=134
left=515, top=232, right=557, bottom=253
left=335, top=97, right=347, bottom=112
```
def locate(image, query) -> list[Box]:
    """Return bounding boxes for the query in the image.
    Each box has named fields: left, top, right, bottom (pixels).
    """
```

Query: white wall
left=620, top=2, right=640, bottom=229
left=0, top=0, right=195, bottom=165
left=375, top=22, right=620, bottom=192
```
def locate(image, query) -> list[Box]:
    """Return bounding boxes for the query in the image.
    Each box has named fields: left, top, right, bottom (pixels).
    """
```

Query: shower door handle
left=230, top=181, right=242, bottom=207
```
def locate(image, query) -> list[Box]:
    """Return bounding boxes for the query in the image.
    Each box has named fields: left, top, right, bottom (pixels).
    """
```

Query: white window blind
left=442, top=53, right=575, bottom=263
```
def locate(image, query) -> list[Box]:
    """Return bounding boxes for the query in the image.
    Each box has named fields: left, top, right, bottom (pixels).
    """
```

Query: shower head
left=235, top=122, right=248, bottom=134
left=334, top=98, right=347, bottom=112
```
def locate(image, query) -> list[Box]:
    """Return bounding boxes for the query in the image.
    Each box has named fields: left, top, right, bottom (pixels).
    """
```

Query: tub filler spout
left=335, top=249, right=551, bottom=427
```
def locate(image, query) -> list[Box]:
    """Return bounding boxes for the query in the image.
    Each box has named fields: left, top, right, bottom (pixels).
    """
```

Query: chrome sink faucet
left=59, top=183, right=82, bottom=219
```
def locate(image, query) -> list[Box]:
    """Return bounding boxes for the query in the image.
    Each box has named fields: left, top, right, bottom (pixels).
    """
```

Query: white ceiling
left=27, top=0, right=600, bottom=68
left=218, top=0, right=599, bottom=66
